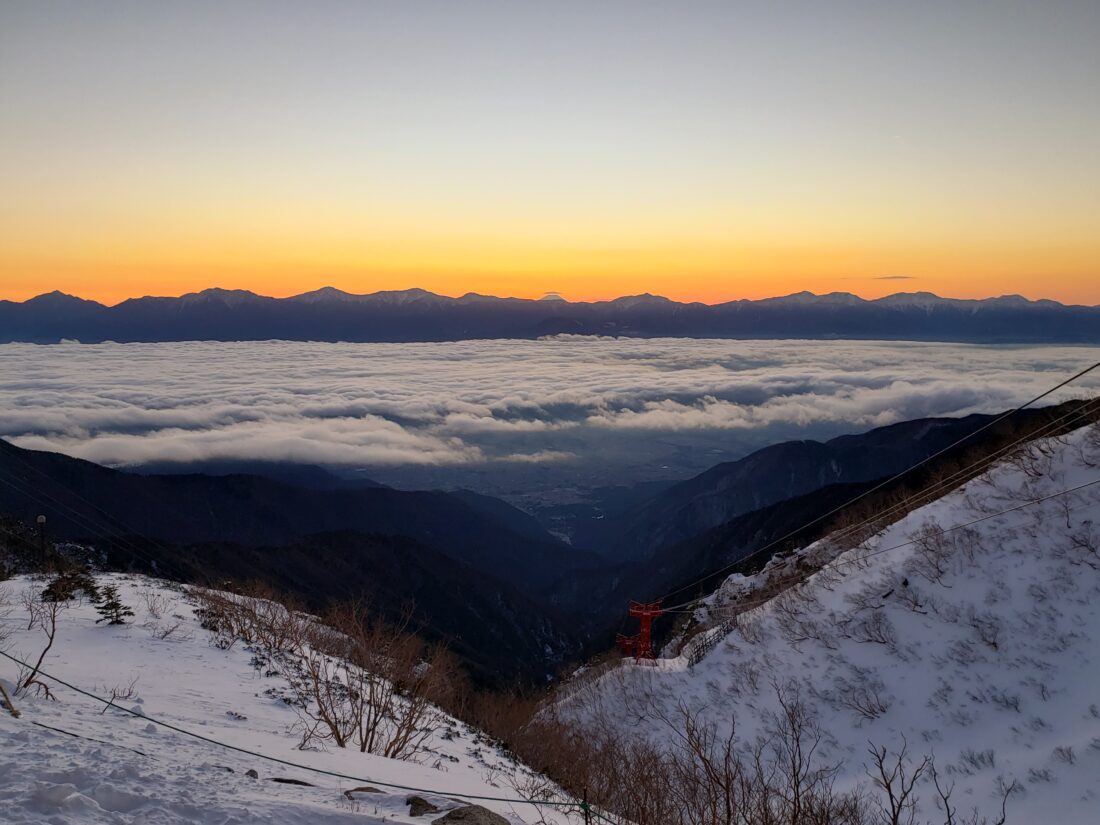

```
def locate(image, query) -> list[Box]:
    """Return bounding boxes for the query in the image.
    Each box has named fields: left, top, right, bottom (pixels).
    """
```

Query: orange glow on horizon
left=2, top=262, right=1098, bottom=307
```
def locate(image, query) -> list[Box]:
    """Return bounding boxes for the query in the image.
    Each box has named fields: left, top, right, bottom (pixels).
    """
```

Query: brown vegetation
left=189, top=581, right=461, bottom=762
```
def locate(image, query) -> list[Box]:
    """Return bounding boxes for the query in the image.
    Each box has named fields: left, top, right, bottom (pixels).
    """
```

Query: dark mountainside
left=3, top=399, right=1095, bottom=682
left=3, top=287, right=1098, bottom=343
left=579, top=398, right=1100, bottom=641
left=128, top=459, right=388, bottom=490
left=575, top=406, right=1084, bottom=560
left=96, top=530, right=575, bottom=685
left=0, top=439, right=600, bottom=606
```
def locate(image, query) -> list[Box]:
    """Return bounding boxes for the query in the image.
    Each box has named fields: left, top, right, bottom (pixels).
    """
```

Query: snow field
left=563, top=424, right=1100, bottom=823
left=0, top=575, right=582, bottom=824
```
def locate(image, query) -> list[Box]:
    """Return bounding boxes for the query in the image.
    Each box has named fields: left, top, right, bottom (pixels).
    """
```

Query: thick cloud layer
left=2, top=338, right=1097, bottom=490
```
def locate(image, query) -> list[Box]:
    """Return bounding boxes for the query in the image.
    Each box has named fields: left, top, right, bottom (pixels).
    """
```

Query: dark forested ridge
left=0, top=438, right=597, bottom=603
left=575, top=405, right=1088, bottom=560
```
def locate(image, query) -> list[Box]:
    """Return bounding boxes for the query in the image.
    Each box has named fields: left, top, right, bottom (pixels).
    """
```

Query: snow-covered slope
left=562, top=423, right=1100, bottom=823
left=0, top=576, right=580, bottom=824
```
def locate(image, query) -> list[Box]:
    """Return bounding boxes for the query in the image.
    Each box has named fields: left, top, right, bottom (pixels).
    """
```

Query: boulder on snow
left=245, top=769, right=259, bottom=779
left=431, top=805, right=510, bottom=825
left=407, top=795, right=441, bottom=816
left=343, top=785, right=382, bottom=799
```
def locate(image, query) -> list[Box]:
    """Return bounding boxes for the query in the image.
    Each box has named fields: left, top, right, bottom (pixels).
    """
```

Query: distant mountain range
left=2, top=287, right=1098, bottom=343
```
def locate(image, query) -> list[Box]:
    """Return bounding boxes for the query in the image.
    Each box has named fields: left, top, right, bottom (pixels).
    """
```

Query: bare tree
left=16, top=586, right=70, bottom=696
left=266, top=599, right=452, bottom=762
left=865, top=737, right=929, bottom=825
left=0, top=583, right=12, bottom=651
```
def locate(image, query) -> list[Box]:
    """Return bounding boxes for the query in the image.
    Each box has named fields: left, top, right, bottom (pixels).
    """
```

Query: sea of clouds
left=2, top=338, right=1097, bottom=490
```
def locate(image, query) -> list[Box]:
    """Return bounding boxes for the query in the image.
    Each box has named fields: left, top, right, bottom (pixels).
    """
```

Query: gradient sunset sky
left=2, top=1, right=1098, bottom=306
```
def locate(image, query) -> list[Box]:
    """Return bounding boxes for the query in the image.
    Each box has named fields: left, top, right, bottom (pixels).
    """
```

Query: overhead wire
left=665, top=394, right=1100, bottom=613
left=0, top=454, right=188, bottom=575
left=654, top=360, right=1100, bottom=610
left=797, top=396, right=1100, bottom=551
left=0, top=648, right=590, bottom=818
left=0, top=473, right=202, bottom=595
left=660, top=475, right=1100, bottom=618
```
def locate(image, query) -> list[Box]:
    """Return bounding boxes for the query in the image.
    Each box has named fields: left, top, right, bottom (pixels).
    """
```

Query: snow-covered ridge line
left=562, top=423, right=1100, bottom=823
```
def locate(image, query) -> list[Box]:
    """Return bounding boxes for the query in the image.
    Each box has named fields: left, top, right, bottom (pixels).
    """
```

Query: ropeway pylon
left=616, top=600, right=662, bottom=661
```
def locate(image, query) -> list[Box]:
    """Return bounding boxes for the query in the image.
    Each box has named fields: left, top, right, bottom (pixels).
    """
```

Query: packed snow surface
left=565, top=424, right=1100, bottom=823
left=0, top=576, right=579, bottom=824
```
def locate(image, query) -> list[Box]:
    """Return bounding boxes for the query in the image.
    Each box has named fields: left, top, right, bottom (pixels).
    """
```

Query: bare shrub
left=966, top=609, right=1001, bottom=651
left=0, top=584, right=11, bottom=651
left=514, top=683, right=875, bottom=825
left=1052, top=745, right=1076, bottom=765
left=99, top=676, right=139, bottom=714
left=849, top=610, right=898, bottom=649
left=908, top=526, right=953, bottom=584
left=15, top=586, right=70, bottom=696
left=271, top=600, right=456, bottom=762
left=189, top=582, right=312, bottom=653
left=831, top=668, right=891, bottom=721
left=140, top=588, right=172, bottom=621
left=773, top=588, right=837, bottom=650
left=957, top=748, right=996, bottom=774
left=151, top=620, right=189, bottom=641
left=845, top=579, right=892, bottom=613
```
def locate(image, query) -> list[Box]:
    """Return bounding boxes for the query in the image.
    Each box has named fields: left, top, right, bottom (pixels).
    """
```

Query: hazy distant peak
left=362, top=287, right=443, bottom=305
left=179, top=287, right=264, bottom=307
left=873, top=291, right=958, bottom=309
left=607, top=293, right=673, bottom=307
left=288, top=286, right=358, bottom=303
left=26, top=290, right=97, bottom=307
left=760, top=290, right=864, bottom=306
left=457, top=292, right=508, bottom=303
left=814, top=291, right=865, bottom=305
left=290, top=286, right=445, bottom=306
left=873, top=292, right=1057, bottom=311
left=985, top=294, right=1044, bottom=308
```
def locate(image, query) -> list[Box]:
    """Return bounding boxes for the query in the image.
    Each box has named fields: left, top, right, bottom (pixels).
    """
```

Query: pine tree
left=42, top=568, right=100, bottom=603
left=94, top=584, right=134, bottom=625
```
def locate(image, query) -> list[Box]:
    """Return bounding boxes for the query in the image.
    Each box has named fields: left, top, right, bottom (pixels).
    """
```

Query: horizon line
left=6, top=285, right=1098, bottom=310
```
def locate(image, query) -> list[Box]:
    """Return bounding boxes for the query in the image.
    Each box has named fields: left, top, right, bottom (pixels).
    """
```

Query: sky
left=1, top=1, right=1098, bottom=306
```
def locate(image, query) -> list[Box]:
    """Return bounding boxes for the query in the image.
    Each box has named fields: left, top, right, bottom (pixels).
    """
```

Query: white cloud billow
left=1, top=338, right=1096, bottom=476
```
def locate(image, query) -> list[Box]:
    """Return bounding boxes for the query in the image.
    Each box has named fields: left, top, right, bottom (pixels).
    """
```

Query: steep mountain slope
left=0, top=575, right=580, bottom=824
left=3, top=288, right=1098, bottom=344
left=579, top=402, right=1093, bottom=559
left=126, top=459, right=387, bottom=490
left=561, top=423, right=1100, bottom=823
left=0, top=439, right=591, bottom=602
left=100, top=530, right=577, bottom=684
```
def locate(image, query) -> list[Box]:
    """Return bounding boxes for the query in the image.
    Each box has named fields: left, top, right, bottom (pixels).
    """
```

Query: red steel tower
left=616, top=600, right=663, bottom=661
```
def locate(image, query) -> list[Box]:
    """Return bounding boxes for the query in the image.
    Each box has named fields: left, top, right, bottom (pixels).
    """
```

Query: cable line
left=0, top=648, right=587, bottom=817
left=0, top=448, right=188, bottom=571
left=664, top=475, right=1100, bottom=618
left=656, top=360, right=1100, bottom=609
left=757, top=395, right=1100, bottom=575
